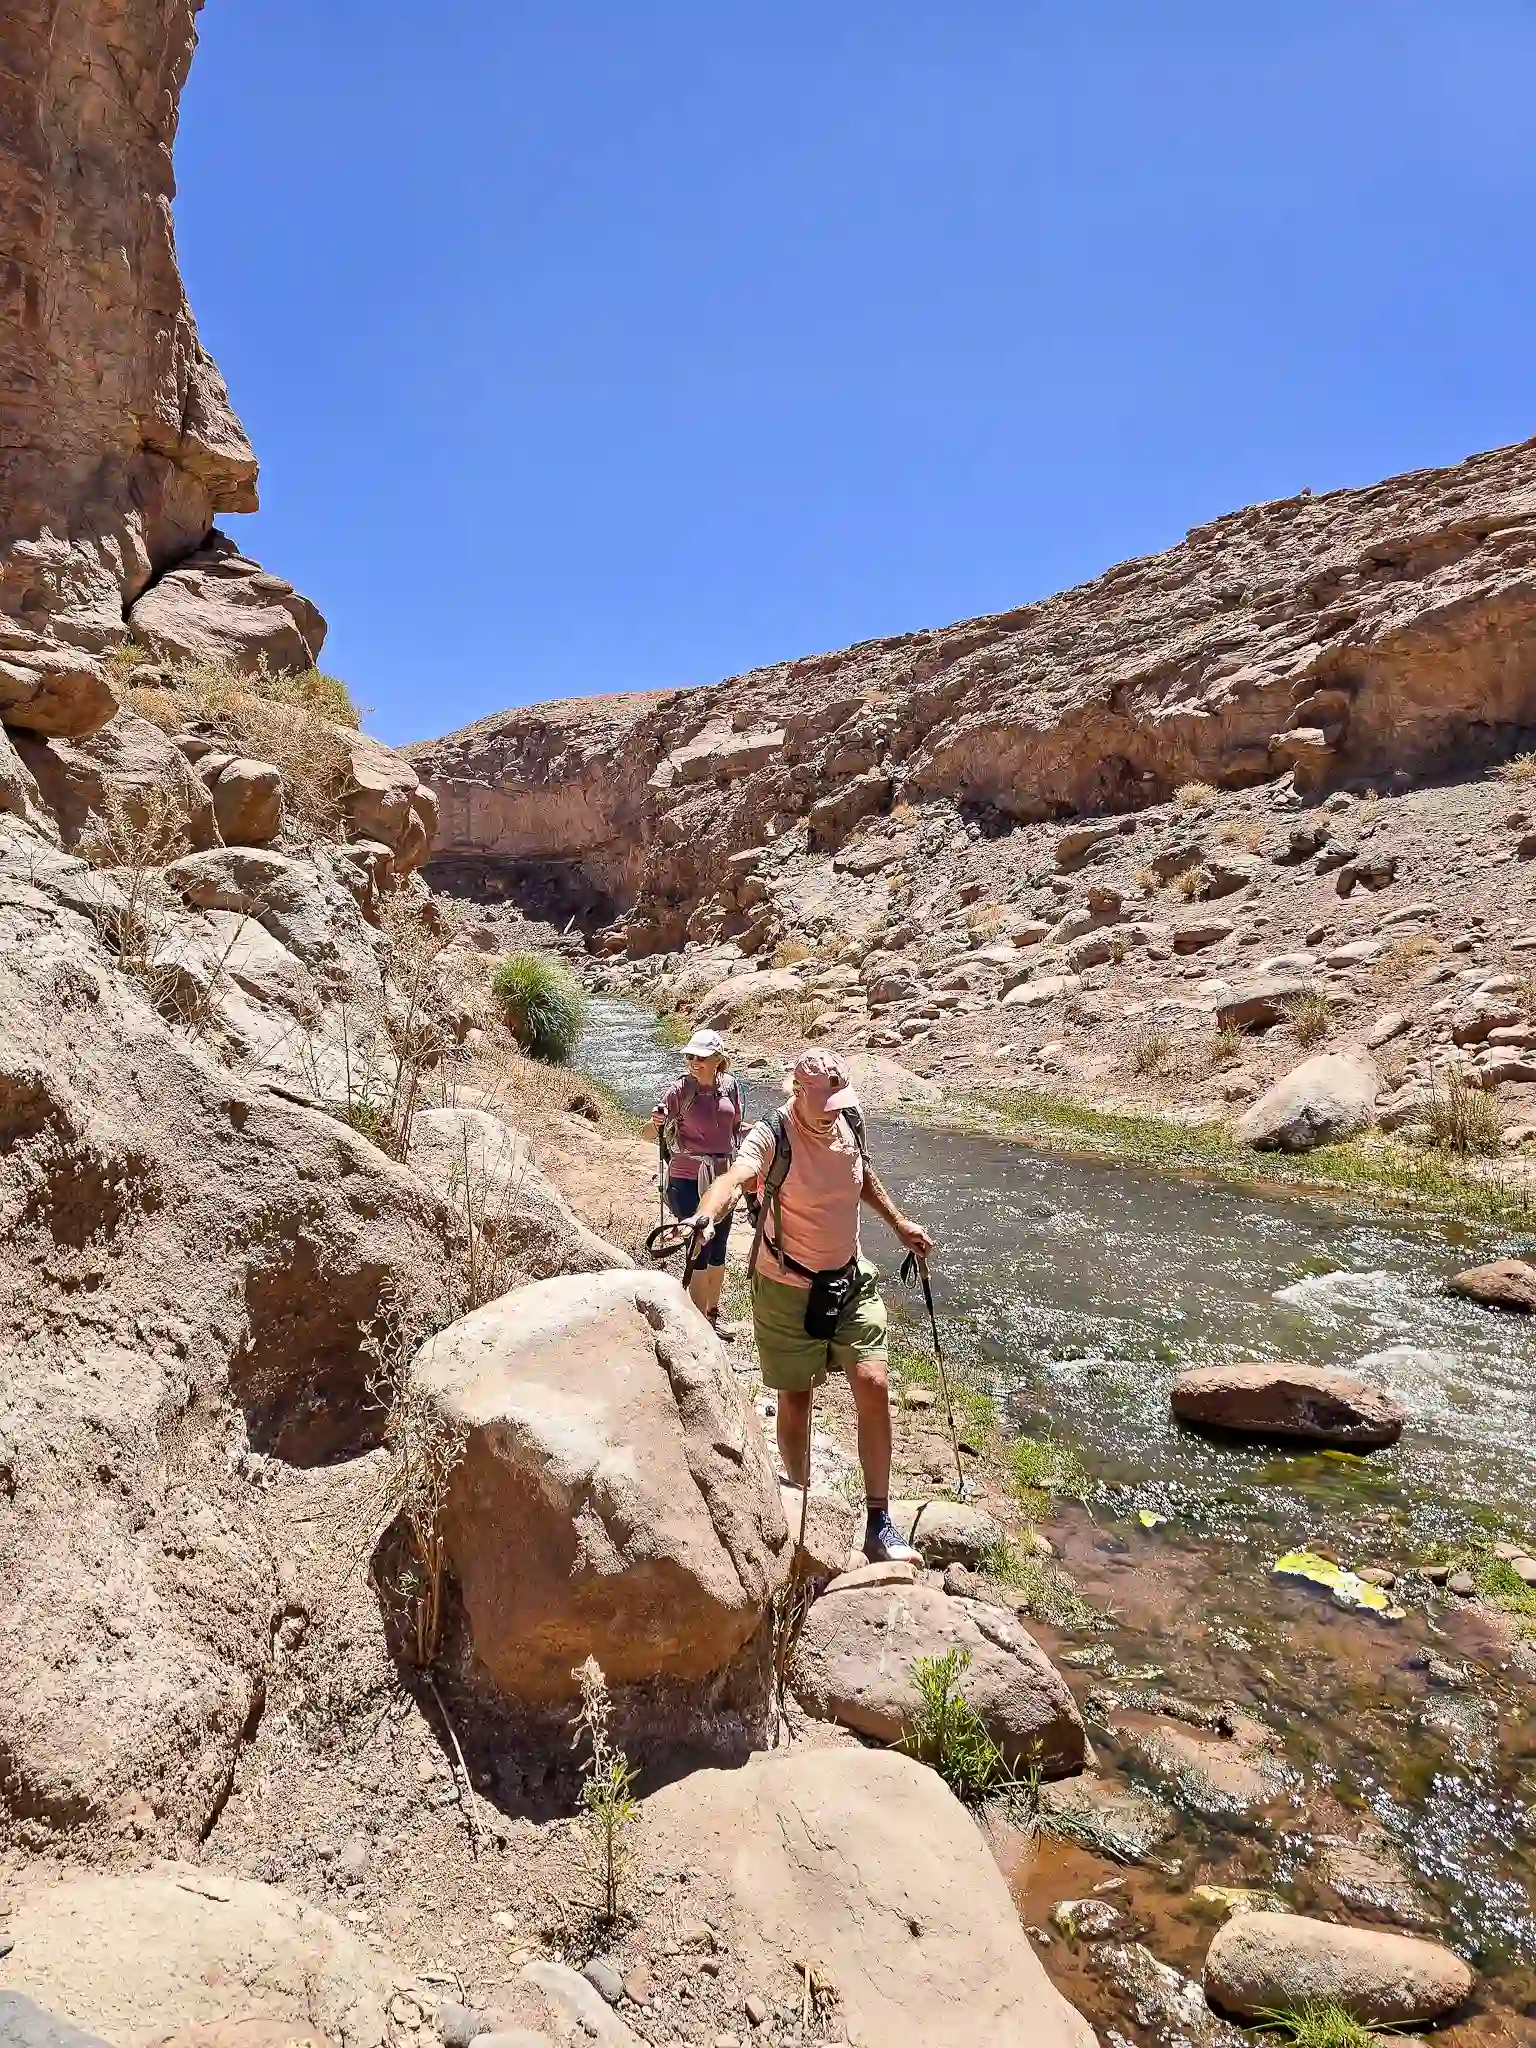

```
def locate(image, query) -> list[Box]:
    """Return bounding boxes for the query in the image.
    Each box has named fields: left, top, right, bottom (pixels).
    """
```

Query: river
left=580, top=998, right=1536, bottom=2000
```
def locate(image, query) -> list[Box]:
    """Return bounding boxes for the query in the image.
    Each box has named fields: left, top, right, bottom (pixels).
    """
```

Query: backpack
left=744, top=1103, right=869, bottom=1281
left=660, top=1071, right=744, bottom=1164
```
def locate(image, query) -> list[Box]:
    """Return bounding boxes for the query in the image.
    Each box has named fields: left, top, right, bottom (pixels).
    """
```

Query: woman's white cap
left=681, top=1027, right=727, bottom=1058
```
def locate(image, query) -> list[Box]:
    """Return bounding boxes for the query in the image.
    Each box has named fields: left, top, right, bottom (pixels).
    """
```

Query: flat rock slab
left=795, top=1580, right=1086, bottom=1775
left=1203, top=1912, right=1475, bottom=2025
left=1448, top=1259, right=1536, bottom=1312
left=1170, top=1362, right=1404, bottom=1448
left=1110, top=1713, right=1290, bottom=1821
left=823, top=1559, right=919, bottom=1594
left=0, top=1997, right=112, bottom=2048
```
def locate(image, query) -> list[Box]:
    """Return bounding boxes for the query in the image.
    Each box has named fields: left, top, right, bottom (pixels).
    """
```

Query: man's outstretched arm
left=860, top=1163, right=934, bottom=1257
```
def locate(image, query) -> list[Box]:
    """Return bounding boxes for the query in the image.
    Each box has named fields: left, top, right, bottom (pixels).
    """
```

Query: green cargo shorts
left=750, top=1255, right=888, bottom=1393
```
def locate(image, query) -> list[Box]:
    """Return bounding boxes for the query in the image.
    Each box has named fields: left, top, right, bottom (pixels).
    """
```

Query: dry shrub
left=1425, top=1067, right=1505, bottom=1156
left=1289, top=991, right=1333, bottom=1047
left=360, top=1289, right=467, bottom=1670
left=1216, top=819, right=1266, bottom=851
left=1368, top=931, right=1438, bottom=987
left=1497, top=753, right=1536, bottom=784
left=1172, top=865, right=1205, bottom=902
left=1133, top=865, right=1163, bottom=896
left=1176, top=781, right=1218, bottom=810
left=772, top=937, right=815, bottom=968
left=1131, top=1026, right=1176, bottom=1076
left=966, top=903, right=1012, bottom=942
left=1209, top=1024, right=1245, bottom=1067
left=127, top=654, right=358, bottom=835
left=77, top=787, right=191, bottom=1004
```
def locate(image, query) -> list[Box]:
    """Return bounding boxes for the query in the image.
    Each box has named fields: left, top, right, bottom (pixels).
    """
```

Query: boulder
left=779, top=1483, right=860, bottom=1581
left=0, top=1867, right=394, bottom=2048
left=1336, top=850, right=1398, bottom=896
left=807, top=771, right=893, bottom=851
left=127, top=532, right=327, bottom=677
left=1004, top=973, right=1080, bottom=1010
left=1037, top=1777, right=1180, bottom=1867
left=645, top=1749, right=1098, bottom=2048
left=208, top=758, right=283, bottom=846
left=696, top=967, right=803, bottom=1028
left=0, top=727, right=58, bottom=839
left=891, top=1498, right=1003, bottom=1568
left=164, top=848, right=381, bottom=991
left=793, top=1579, right=1086, bottom=1775
left=408, top=1107, right=631, bottom=1282
left=0, top=1997, right=111, bottom=2048
left=1231, top=1049, right=1379, bottom=1152
left=16, top=712, right=220, bottom=852
left=1214, top=976, right=1313, bottom=1031
left=1172, top=918, right=1234, bottom=954
left=336, top=728, right=438, bottom=873
left=1203, top=1912, right=1474, bottom=2026
left=1201, top=853, right=1262, bottom=898
left=410, top=1271, right=789, bottom=1744
left=1447, top=1259, right=1536, bottom=1312
left=0, top=651, right=119, bottom=741
left=1170, top=1362, right=1403, bottom=1448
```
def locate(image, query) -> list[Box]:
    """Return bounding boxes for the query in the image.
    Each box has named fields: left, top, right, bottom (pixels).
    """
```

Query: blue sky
left=176, top=2, right=1536, bottom=746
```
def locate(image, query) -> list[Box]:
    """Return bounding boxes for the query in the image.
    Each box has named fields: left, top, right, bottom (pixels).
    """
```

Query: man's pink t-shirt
left=738, top=1105, right=864, bottom=1289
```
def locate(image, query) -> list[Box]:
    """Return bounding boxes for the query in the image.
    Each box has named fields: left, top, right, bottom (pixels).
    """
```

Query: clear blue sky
left=176, top=2, right=1536, bottom=746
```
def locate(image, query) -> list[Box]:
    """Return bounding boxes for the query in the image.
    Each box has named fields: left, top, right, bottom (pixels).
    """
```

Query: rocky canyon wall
left=0, top=0, right=322, bottom=750
left=412, top=437, right=1536, bottom=952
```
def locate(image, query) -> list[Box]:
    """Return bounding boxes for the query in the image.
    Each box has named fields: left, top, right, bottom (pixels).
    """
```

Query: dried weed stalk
left=571, top=1656, right=641, bottom=1924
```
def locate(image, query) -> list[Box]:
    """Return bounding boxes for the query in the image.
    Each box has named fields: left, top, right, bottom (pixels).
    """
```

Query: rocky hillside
left=413, top=436, right=1536, bottom=954
left=415, top=442, right=1536, bottom=1169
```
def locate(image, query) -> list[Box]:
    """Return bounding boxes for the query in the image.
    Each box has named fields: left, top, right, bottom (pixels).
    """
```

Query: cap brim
left=682, top=1039, right=721, bottom=1057
left=824, top=1085, right=859, bottom=1112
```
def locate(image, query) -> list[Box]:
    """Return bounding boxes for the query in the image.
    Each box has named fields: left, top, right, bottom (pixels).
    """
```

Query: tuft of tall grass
left=492, top=952, right=588, bottom=1064
left=1424, top=1067, right=1504, bottom=1156
left=1288, top=992, right=1334, bottom=1047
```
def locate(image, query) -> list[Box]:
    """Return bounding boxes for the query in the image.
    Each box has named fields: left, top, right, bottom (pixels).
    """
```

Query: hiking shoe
left=863, top=1510, right=923, bottom=1566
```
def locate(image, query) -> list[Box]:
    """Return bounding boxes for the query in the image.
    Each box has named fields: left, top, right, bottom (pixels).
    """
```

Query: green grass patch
left=492, top=952, right=588, bottom=1063
left=655, top=1011, right=692, bottom=1048
left=899, top=1646, right=1016, bottom=1802
left=1006, top=1432, right=1088, bottom=1515
left=979, top=1539, right=1104, bottom=1630
left=957, top=1085, right=1536, bottom=1229
left=1259, top=2001, right=1399, bottom=2048
left=1474, top=1556, right=1536, bottom=1630
left=887, top=1317, right=997, bottom=1443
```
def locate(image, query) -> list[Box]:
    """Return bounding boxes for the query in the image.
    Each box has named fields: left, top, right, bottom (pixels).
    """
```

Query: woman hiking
left=684, top=1050, right=933, bottom=1565
left=652, top=1027, right=745, bottom=1333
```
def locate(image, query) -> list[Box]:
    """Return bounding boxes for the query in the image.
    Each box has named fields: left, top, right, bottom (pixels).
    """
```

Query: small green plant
left=1425, top=1066, right=1504, bottom=1156
left=1288, top=991, right=1333, bottom=1047
left=1131, top=1027, right=1175, bottom=1077
left=1210, top=1025, right=1245, bottom=1067
left=1258, top=2000, right=1397, bottom=2048
left=901, top=1647, right=1011, bottom=1802
left=1007, top=1432, right=1088, bottom=1510
left=571, top=1656, right=641, bottom=1922
left=1473, top=1555, right=1536, bottom=1629
left=492, top=952, right=588, bottom=1063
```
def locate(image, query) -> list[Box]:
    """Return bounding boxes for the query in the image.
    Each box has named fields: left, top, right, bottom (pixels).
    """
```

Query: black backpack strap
left=843, top=1104, right=869, bottom=1160
left=745, top=1108, right=791, bottom=1280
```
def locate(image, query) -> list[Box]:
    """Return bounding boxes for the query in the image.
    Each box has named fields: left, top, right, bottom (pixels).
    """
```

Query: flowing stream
left=580, top=999, right=1536, bottom=1999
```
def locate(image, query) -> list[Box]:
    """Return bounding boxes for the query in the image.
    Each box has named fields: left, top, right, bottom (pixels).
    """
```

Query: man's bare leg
left=776, top=1387, right=812, bottom=1486
left=845, top=1355, right=893, bottom=1499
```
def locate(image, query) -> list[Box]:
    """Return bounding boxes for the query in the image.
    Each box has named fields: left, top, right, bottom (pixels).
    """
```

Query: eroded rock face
left=410, top=1270, right=790, bottom=1749
left=645, top=1749, right=1099, bottom=2048
left=0, top=863, right=451, bottom=1833
left=413, top=440, right=1536, bottom=950
left=127, top=532, right=326, bottom=676
left=0, top=1, right=259, bottom=732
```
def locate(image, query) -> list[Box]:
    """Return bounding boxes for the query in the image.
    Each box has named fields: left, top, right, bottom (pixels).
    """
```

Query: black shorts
left=665, top=1175, right=732, bottom=1269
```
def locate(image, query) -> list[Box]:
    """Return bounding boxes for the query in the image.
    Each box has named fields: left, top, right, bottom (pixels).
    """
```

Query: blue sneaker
left=863, top=1509, right=923, bottom=1565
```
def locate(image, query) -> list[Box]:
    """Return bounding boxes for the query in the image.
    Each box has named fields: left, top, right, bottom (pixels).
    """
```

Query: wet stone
left=1037, top=1775, right=1181, bottom=1868
left=1311, top=1831, right=1440, bottom=1929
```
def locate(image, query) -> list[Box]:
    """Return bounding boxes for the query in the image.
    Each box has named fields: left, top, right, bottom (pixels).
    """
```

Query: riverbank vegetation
left=947, top=1085, right=1536, bottom=1231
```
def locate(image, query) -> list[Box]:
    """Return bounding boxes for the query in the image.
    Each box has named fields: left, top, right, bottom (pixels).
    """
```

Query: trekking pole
left=798, top=1383, right=815, bottom=1557
left=900, top=1251, right=967, bottom=1498
left=656, top=1130, right=667, bottom=1231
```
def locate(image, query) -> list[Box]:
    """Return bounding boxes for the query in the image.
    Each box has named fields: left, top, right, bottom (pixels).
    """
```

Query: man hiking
left=686, top=1050, right=933, bottom=1565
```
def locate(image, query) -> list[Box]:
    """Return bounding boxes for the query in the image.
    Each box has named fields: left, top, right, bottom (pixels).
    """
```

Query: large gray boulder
left=793, top=1578, right=1086, bottom=1775
left=1171, top=1362, right=1404, bottom=1448
left=1232, top=1049, right=1379, bottom=1152
left=1203, top=1912, right=1474, bottom=2026
left=410, top=1271, right=790, bottom=1749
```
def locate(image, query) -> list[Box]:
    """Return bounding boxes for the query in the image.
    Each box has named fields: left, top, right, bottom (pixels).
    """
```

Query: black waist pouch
left=804, top=1259, right=860, bottom=1341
